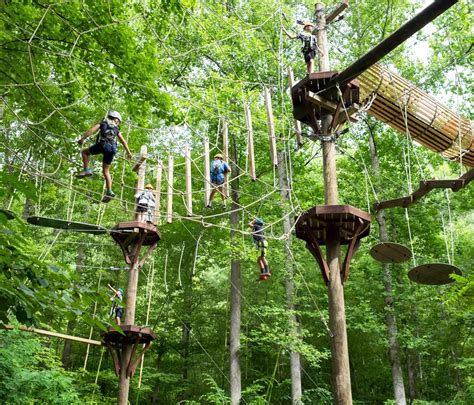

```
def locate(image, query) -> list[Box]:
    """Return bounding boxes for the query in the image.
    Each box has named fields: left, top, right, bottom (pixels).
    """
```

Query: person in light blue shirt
left=207, top=153, right=231, bottom=208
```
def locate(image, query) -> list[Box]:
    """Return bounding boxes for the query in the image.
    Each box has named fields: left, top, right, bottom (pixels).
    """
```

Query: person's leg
left=102, top=163, right=112, bottom=191
left=81, top=148, right=91, bottom=169
left=307, top=59, right=314, bottom=74
left=208, top=188, right=216, bottom=207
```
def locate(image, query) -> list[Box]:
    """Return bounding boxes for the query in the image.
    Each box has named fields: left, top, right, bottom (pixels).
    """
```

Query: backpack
left=98, top=119, right=119, bottom=143
left=211, top=159, right=224, bottom=176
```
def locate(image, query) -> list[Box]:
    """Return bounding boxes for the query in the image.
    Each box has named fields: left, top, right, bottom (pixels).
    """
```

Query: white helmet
left=108, top=111, right=122, bottom=122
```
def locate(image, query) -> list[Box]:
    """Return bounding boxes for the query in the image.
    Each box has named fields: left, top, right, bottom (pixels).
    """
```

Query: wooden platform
left=295, top=205, right=371, bottom=283
left=408, top=263, right=462, bottom=285
left=110, top=221, right=160, bottom=264
left=27, top=216, right=108, bottom=234
left=370, top=242, right=412, bottom=263
left=0, top=208, right=14, bottom=220
left=291, top=72, right=360, bottom=134
left=101, top=324, right=156, bottom=347
left=101, top=325, right=156, bottom=378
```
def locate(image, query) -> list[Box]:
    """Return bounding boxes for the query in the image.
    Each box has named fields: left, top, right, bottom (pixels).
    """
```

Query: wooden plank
left=2, top=325, right=102, bottom=346
left=287, top=67, right=303, bottom=147
left=134, top=145, right=147, bottom=221
left=154, top=160, right=163, bottom=224
left=166, top=155, right=173, bottom=224
left=203, top=137, right=211, bottom=205
left=27, top=216, right=108, bottom=234
left=264, top=87, right=278, bottom=166
left=132, top=146, right=147, bottom=173
left=244, top=104, right=257, bottom=181
left=325, top=0, right=348, bottom=23
left=184, top=144, right=193, bottom=216
left=222, top=121, right=230, bottom=198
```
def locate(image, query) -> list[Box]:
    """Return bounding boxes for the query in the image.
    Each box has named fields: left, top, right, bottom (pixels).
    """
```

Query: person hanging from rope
left=108, top=284, right=124, bottom=325
left=135, top=183, right=156, bottom=223
left=249, top=217, right=271, bottom=280
left=76, top=111, right=133, bottom=203
left=282, top=21, right=318, bottom=75
left=207, top=153, right=231, bottom=209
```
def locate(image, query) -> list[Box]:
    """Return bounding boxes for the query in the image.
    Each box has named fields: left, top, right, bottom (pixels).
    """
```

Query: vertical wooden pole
left=166, top=154, right=174, bottom=224
left=154, top=160, right=163, bottom=224
left=222, top=121, right=230, bottom=198
left=203, top=137, right=211, bottom=205
left=185, top=144, right=193, bottom=216
left=244, top=105, right=256, bottom=181
left=134, top=145, right=147, bottom=222
left=287, top=67, right=303, bottom=147
left=118, top=147, right=148, bottom=405
left=315, top=3, right=352, bottom=404
left=264, top=87, right=278, bottom=166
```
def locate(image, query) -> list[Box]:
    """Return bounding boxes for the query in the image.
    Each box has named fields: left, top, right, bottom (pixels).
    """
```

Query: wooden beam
left=264, top=87, right=278, bottom=166
left=287, top=67, right=303, bottom=147
left=2, top=325, right=102, bottom=346
left=325, top=0, right=348, bottom=23
left=184, top=144, right=193, bottom=216
left=132, top=145, right=147, bottom=173
left=244, top=104, right=257, bottom=181
left=306, top=91, right=359, bottom=122
left=222, top=121, right=230, bottom=198
left=166, top=155, right=174, bottom=224
left=134, top=145, right=147, bottom=222
left=203, top=137, right=211, bottom=205
left=154, top=160, right=163, bottom=224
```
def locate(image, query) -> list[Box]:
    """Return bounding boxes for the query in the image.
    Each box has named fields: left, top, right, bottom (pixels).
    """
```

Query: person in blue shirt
left=249, top=217, right=270, bottom=280
left=207, top=153, right=231, bottom=208
left=283, top=21, right=318, bottom=75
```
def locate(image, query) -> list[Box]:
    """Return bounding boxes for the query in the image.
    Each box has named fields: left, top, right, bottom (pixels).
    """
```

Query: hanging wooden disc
left=0, top=209, right=15, bottom=220
left=408, top=263, right=462, bottom=285
left=369, top=242, right=412, bottom=263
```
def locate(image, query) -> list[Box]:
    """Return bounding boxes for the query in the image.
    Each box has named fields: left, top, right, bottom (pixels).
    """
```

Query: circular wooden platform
left=369, top=242, right=412, bottom=263
left=101, top=325, right=156, bottom=347
left=408, top=263, right=462, bottom=285
left=111, top=221, right=161, bottom=246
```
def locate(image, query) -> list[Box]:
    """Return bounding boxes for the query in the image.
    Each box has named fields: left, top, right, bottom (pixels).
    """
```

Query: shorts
left=211, top=177, right=225, bottom=186
left=88, top=141, right=117, bottom=165
left=255, top=239, right=268, bottom=261
left=303, top=50, right=316, bottom=63
left=115, top=307, right=123, bottom=319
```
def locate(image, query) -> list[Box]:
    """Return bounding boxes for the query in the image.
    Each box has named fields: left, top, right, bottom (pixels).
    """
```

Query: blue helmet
left=254, top=217, right=264, bottom=226
left=118, top=288, right=124, bottom=294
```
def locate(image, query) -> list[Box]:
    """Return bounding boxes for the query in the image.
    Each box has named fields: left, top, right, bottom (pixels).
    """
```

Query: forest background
left=0, top=0, right=472, bottom=403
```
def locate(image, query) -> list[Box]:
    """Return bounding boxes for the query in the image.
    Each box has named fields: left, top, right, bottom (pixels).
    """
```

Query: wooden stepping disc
left=0, top=209, right=15, bottom=220
left=27, top=216, right=108, bottom=234
left=408, top=263, right=462, bottom=285
left=370, top=242, right=412, bottom=263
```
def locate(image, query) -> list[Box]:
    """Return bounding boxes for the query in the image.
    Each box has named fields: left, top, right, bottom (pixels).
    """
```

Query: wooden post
left=222, top=121, right=230, bottom=198
left=134, top=145, right=147, bottom=222
left=154, top=160, right=163, bottom=224
left=316, top=3, right=352, bottom=403
left=118, top=149, right=148, bottom=405
left=244, top=105, right=256, bottom=181
left=287, top=67, right=303, bottom=147
left=166, top=154, right=174, bottom=224
left=185, top=145, right=193, bottom=216
left=264, top=87, right=278, bottom=166
left=203, top=137, right=211, bottom=205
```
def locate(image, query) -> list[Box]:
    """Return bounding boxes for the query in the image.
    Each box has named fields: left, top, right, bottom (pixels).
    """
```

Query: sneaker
left=101, top=190, right=115, bottom=203
left=206, top=204, right=212, bottom=209
left=76, top=168, right=93, bottom=178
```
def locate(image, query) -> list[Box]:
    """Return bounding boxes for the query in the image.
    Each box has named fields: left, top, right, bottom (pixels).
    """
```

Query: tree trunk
left=368, top=128, right=406, bottom=404
left=277, top=151, right=302, bottom=404
left=229, top=136, right=241, bottom=404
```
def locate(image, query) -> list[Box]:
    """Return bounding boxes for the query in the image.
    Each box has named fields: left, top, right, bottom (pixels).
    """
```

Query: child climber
left=77, top=111, right=133, bottom=202
left=207, top=153, right=231, bottom=208
left=249, top=217, right=270, bottom=280
left=135, top=183, right=156, bottom=223
left=108, top=284, right=124, bottom=325
left=282, top=21, right=318, bottom=75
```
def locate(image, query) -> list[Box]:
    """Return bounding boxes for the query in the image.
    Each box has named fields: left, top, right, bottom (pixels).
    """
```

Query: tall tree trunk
left=277, top=151, right=302, bottom=404
left=229, top=136, right=241, bottom=404
left=62, top=246, right=85, bottom=369
left=368, top=128, right=406, bottom=404
left=406, top=349, right=417, bottom=403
